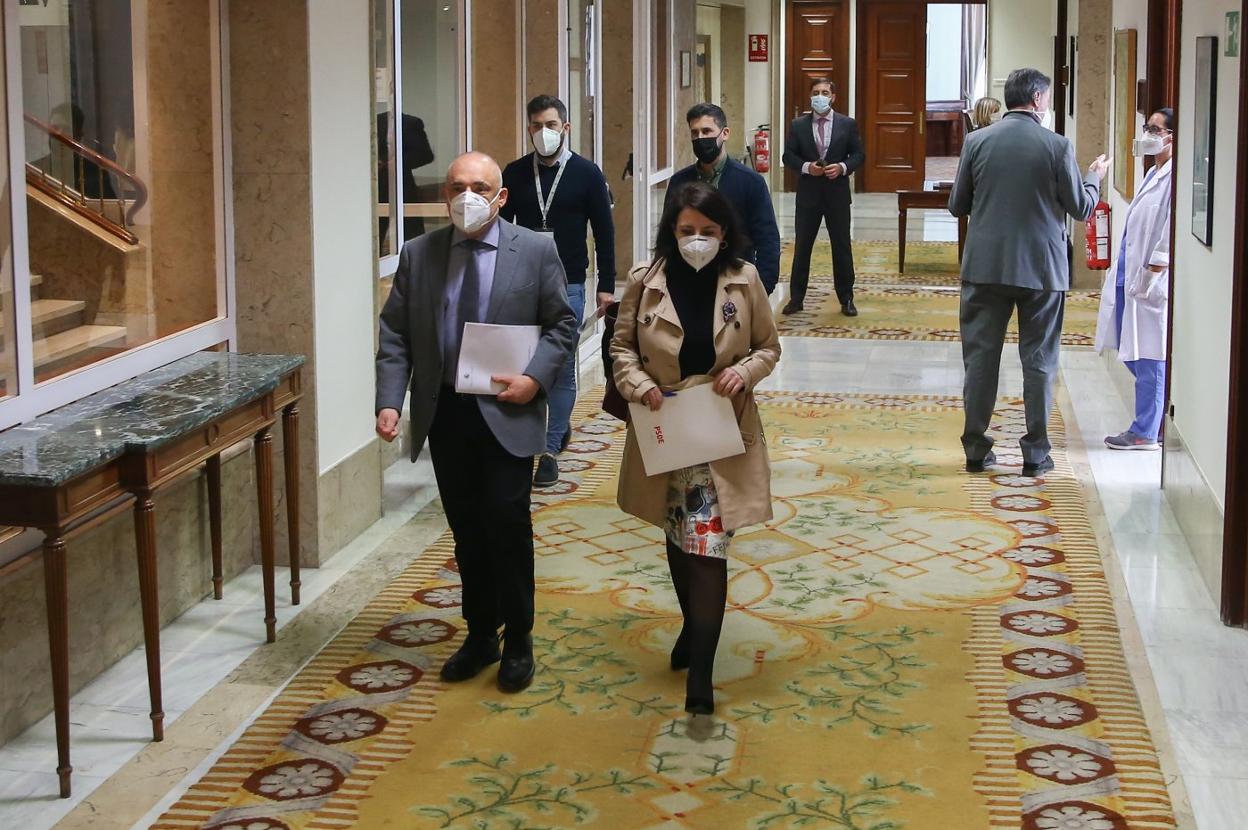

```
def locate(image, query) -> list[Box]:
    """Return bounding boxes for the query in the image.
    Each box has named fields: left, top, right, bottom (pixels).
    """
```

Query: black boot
left=683, top=555, right=727, bottom=715
left=665, top=541, right=692, bottom=671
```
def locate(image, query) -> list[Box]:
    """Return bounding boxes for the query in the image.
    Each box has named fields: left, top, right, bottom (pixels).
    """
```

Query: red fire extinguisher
left=1085, top=200, right=1111, bottom=270
left=752, top=125, right=771, bottom=174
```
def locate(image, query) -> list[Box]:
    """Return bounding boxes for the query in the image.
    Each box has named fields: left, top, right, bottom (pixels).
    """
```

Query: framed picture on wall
left=680, top=50, right=692, bottom=89
left=1192, top=36, right=1218, bottom=246
left=1113, top=29, right=1137, bottom=201
left=1228, top=12, right=1241, bottom=58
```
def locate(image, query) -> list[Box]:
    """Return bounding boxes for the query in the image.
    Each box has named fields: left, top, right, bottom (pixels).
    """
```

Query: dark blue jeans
left=546, top=283, right=585, bottom=454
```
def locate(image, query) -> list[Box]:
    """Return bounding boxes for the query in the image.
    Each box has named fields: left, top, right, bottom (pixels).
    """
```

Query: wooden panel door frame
left=784, top=0, right=850, bottom=192
left=1221, top=0, right=1248, bottom=627
left=853, top=0, right=987, bottom=193
left=855, top=0, right=928, bottom=192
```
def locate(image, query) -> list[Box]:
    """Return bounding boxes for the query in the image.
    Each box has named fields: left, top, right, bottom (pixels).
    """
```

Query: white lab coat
left=1094, top=159, right=1172, bottom=362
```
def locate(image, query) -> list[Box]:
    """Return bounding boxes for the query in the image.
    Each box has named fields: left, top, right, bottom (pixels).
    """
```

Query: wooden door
left=860, top=1, right=927, bottom=192
left=784, top=1, right=849, bottom=191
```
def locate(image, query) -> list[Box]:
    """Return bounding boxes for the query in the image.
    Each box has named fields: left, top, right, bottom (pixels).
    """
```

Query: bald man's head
left=444, top=152, right=507, bottom=236
left=445, top=152, right=503, bottom=193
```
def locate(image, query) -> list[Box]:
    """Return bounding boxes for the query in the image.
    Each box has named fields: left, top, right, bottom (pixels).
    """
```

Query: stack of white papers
left=628, top=383, right=746, bottom=476
left=455, top=323, right=542, bottom=395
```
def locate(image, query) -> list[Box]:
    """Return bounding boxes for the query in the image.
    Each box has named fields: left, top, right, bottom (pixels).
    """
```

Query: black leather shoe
left=966, top=451, right=997, bottom=473
left=781, top=300, right=804, bottom=315
left=439, top=634, right=501, bottom=683
left=532, top=453, right=559, bottom=489
left=670, top=630, right=690, bottom=671
left=1022, top=457, right=1056, bottom=478
left=497, top=634, right=536, bottom=693
left=841, top=299, right=859, bottom=317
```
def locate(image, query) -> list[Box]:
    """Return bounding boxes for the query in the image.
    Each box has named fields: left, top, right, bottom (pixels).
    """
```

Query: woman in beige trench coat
left=610, top=182, right=781, bottom=717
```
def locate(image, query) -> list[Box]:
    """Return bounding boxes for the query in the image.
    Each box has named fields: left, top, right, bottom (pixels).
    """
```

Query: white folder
left=628, top=383, right=747, bottom=476
left=455, top=323, right=542, bottom=395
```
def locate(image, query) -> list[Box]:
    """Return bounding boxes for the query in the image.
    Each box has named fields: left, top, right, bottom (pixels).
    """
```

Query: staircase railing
left=23, top=114, right=148, bottom=246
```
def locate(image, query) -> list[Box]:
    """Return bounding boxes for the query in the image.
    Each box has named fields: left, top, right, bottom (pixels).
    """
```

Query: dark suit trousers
left=959, top=283, right=1066, bottom=466
left=789, top=189, right=856, bottom=305
left=428, top=390, right=535, bottom=639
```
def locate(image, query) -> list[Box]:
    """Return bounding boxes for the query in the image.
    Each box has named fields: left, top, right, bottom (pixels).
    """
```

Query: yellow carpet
left=779, top=284, right=1101, bottom=349
left=782, top=239, right=963, bottom=287
left=155, top=395, right=1174, bottom=830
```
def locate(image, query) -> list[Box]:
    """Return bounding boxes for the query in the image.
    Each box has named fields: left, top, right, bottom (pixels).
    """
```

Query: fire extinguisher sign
left=749, top=35, right=769, bottom=62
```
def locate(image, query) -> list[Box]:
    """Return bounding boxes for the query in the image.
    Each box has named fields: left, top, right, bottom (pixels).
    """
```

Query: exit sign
left=749, top=34, right=769, bottom=62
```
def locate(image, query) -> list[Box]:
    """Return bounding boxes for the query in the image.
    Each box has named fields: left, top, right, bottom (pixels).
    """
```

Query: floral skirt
left=664, top=464, right=732, bottom=559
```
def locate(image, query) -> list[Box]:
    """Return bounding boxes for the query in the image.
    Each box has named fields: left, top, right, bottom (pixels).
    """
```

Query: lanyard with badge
left=533, top=153, right=568, bottom=238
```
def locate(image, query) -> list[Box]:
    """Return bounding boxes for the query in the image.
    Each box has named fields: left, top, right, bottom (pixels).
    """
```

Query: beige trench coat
left=609, top=259, right=781, bottom=532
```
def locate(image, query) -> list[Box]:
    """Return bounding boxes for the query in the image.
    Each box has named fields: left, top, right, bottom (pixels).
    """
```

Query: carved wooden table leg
left=254, top=427, right=277, bottom=643
left=42, top=531, right=73, bottom=798
left=133, top=490, right=165, bottom=742
left=282, top=404, right=301, bottom=605
left=207, top=453, right=223, bottom=599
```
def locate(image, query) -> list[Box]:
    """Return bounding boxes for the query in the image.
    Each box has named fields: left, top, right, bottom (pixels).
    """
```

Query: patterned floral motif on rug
left=152, top=394, right=1174, bottom=830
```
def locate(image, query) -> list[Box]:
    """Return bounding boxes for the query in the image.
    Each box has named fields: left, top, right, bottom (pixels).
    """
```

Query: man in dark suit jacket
left=377, top=111, right=436, bottom=243
left=376, top=152, right=577, bottom=693
left=664, top=103, right=781, bottom=294
left=781, top=77, right=866, bottom=316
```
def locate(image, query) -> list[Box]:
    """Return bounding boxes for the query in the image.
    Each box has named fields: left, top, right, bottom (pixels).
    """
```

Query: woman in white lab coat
left=1094, top=107, right=1174, bottom=450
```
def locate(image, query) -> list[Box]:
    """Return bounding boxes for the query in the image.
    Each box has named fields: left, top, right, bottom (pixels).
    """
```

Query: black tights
left=665, top=540, right=728, bottom=712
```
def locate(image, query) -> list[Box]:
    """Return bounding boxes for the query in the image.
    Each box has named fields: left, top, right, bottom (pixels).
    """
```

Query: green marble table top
left=0, top=352, right=305, bottom=487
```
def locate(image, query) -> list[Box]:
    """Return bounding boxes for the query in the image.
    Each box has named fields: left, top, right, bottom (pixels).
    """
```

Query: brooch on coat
left=722, top=300, right=738, bottom=323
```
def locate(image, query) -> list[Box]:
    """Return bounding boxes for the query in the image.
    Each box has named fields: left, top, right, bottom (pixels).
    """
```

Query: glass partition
left=375, top=0, right=462, bottom=271
left=374, top=0, right=400, bottom=258
left=19, top=0, right=223, bottom=384
left=0, top=11, right=13, bottom=402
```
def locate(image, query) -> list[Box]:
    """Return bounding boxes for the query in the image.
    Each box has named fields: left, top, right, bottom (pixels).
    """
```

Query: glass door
left=633, top=0, right=674, bottom=264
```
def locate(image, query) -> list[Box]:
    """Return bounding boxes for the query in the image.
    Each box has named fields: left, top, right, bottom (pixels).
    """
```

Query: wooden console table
left=897, top=188, right=969, bottom=273
left=0, top=352, right=305, bottom=798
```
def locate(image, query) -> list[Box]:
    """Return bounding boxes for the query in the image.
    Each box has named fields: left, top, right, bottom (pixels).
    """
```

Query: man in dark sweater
left=664, top=103, right=780, bottom=295
left=501, top=95, right=616, bottom=489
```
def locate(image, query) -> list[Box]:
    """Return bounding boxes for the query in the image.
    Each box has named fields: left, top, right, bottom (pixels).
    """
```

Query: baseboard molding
left=317, top=437, right=383, bottom=562
left=1162, top=417, right=1226, bottom=603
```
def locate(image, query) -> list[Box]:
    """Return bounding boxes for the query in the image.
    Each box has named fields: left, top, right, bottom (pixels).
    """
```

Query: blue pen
left=662, top=391, right=678, bottom=398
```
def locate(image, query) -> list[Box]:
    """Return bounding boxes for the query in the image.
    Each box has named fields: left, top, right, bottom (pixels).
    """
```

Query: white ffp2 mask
left=532, top=127, right=564, bottom=157
left=1132, top=134, right=1166, bottom=156
left=678, top=235, right=720, bottom=272
left=449, top=190, right=500, bottom=234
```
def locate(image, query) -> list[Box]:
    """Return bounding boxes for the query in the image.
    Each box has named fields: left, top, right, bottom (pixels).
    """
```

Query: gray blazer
left=375, top=219, right=577, bottom=459
left=949, top=112, right=1101, bottom=292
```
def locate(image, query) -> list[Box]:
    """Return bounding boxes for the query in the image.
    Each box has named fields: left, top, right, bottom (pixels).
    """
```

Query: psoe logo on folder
left=653, top=426, right=665, bottom=445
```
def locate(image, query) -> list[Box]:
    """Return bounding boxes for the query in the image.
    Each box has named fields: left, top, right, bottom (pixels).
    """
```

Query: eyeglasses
left=1143, top=125, right=1173, bottom=136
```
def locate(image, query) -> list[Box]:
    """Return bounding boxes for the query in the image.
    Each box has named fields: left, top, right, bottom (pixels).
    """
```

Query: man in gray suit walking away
left=950, top=68, right=1111, bottom=477
left=375, top=152, right=577, bottom=693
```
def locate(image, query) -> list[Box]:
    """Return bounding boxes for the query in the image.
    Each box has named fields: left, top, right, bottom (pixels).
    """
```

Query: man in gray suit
left=950, top=68, right=1110, bottom=477
left=375, top=152, right=576, bottom=693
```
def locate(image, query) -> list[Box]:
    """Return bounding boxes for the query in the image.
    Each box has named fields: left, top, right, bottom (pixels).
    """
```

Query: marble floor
left=1, top=200, right=1245, bottom=828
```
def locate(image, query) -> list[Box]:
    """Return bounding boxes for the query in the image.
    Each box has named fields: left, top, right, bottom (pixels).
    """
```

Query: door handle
left=918, top=111, right=925, bottom=136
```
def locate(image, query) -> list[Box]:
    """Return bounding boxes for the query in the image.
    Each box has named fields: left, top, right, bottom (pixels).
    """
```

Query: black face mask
left=692, top=136, right=723, bottom=165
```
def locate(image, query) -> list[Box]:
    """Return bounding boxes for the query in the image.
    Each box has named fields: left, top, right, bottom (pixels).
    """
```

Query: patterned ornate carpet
left=781, top=240, right=963, bottom=287
left=779, top=284, right=1101, bottom=349
left=155, top=395, right=1174, bottom=830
